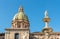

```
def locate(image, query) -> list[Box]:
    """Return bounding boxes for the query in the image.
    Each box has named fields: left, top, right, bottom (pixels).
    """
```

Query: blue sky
left=0, top=0, right=60, bottom=32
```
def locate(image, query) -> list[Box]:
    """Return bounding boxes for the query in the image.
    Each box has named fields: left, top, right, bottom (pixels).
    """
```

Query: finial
left=43, top=10, right=50, bottom=28
left=44, top=10, right=50, bottom=22
left=19, top=6, right=23, bottom=12
left=45, top=10, right=48, bottom=18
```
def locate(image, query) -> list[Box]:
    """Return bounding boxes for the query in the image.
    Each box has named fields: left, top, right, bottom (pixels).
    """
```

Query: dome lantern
left=19, top=6, right=23, bottom=12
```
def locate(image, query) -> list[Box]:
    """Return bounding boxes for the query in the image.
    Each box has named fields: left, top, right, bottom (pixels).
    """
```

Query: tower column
left=45, top=22, right=48, bottom=28
left=43, top=10, right=50, bottom=28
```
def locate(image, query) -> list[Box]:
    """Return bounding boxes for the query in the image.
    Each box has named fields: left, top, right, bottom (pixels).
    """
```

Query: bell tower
left=5, top=6, right=30, bottom=39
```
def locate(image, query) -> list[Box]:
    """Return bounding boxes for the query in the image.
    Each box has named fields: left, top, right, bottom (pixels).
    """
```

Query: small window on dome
left=18, top=25, right=21, bottom=28
left=25, top=26, right=28, bottom=28
left=17, top=23, right=21, bottom=28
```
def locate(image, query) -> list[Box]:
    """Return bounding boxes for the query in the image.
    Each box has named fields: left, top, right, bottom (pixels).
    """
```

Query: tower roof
left=13, top=6, right=28, bottom=21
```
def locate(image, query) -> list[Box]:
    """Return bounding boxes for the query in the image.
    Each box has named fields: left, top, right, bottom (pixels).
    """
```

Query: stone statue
left=45, top=10, right=48, bottom=18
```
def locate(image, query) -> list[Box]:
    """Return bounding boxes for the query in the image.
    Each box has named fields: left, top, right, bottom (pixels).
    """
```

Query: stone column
left=5, top=31, right=10, bottom=39
left=45, top=33, right=49, bottom=39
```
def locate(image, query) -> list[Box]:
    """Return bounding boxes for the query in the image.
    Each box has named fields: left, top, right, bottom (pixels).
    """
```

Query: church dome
left=13, top=6, right=28, bottom=21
